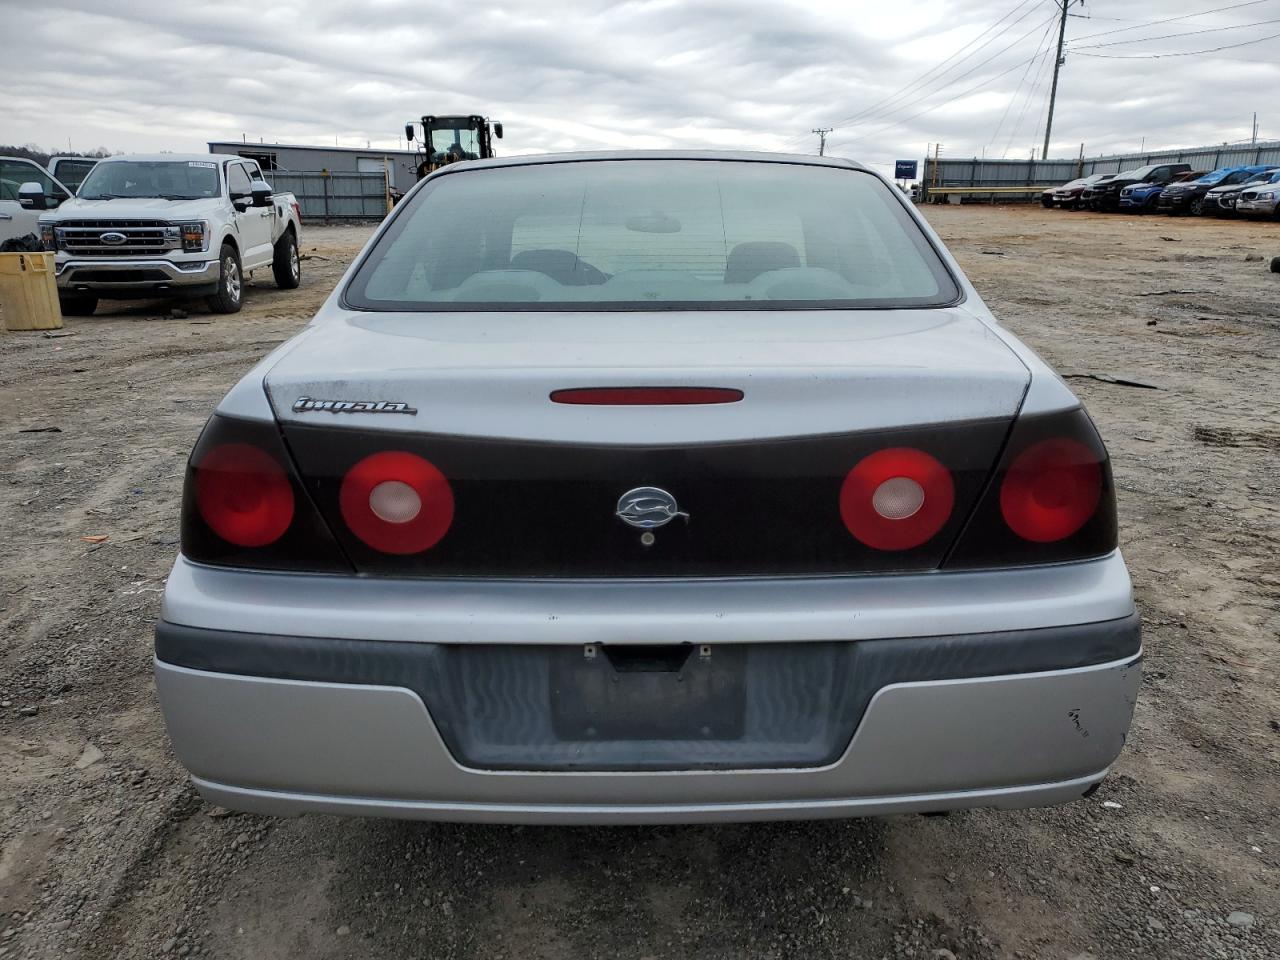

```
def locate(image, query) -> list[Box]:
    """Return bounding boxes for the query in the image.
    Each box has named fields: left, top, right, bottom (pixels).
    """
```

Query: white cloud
left=2, top=0, right=1277, bottom=169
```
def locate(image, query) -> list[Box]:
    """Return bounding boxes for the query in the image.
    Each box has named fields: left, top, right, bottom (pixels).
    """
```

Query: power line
left=996, top=20, right=1056, bottom=155
left=1006, top=30, right=1057, bottom=157
left=988, top=16, right=1058, bottom=149
left=1073, top=29, right=1280, bottom=58
left=826, top=46, right=1050, bottom=151
left=1068, top=0, right=1271, bottom=42
left=837, top=7, right=1062, bottom=142
left=1041, top=0, right=1075, bottom=160
left=780, top=4, right=1055, bottom=151
left=817, top=0, right=1048, bottom=134
left=820, top=0, right=1052, bottom=133
left=1032, top=41, right=1061, bottom=155
left=1073, top=16, right=1280, bottom=49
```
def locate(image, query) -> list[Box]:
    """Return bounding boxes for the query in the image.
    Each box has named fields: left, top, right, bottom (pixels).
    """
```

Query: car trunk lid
left=266, top=308, right=1027, bottom=443
left=267, top=309, right=1028, bottom=577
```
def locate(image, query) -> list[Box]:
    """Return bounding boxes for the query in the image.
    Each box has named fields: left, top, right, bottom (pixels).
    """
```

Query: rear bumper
left=55, top=256, right=217, bottom=296
left=154, top=612, right=1140, bottom=823
left=190, top=769, right=1118, bottom=825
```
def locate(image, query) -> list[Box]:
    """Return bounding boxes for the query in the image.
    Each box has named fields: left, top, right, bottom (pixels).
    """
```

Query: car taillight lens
left=944, top=407, right=1117, bottom=569
left=180, top=415, right=351, bottom=572
left=194, top=443, right=294, bottom=546
left=999, top=438, right=1101, bottom=543
left=839, top=447, right=954, bottom=551
left=339, top=451, right=454, bottom=554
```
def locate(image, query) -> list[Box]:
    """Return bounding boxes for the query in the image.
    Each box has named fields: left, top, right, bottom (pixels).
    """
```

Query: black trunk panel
left=281, top=420, right=1011, bottom=577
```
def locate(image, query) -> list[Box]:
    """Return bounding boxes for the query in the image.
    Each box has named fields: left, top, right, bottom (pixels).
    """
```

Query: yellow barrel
left=0, top=252, right=63, bottom=331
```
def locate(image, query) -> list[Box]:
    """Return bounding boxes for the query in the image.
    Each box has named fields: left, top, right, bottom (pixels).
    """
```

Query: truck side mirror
left=405, top=123, right=415, bottom=142
left=493, top=122, right=504, bottom=139
left=250, top=180, right=273, bottom=207
left=18, top=182, right=47, bottom=211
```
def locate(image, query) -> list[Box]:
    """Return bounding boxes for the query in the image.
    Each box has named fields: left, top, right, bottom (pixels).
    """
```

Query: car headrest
left=724, top=241, right=801, bottom=284
left=510, top=248, right=607, bottom=286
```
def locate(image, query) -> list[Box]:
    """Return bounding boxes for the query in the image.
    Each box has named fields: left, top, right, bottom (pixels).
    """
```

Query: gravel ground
left=1, top=207, right=1276, bottom=960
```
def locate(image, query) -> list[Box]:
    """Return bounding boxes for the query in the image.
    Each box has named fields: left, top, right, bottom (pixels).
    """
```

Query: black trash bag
left=1, top=233, right=45, bottom=253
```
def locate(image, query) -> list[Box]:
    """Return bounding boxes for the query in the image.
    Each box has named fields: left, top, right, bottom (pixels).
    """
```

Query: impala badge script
left=292, top=397, right=418, bottom=415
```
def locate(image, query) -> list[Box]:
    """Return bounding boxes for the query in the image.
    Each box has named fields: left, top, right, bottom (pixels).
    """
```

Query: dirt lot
left=2, top=207, right=1277, bottom=960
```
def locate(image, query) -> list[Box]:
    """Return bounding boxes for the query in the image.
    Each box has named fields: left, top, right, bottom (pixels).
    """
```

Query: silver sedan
left=155, top=152, right=1139, bottom=824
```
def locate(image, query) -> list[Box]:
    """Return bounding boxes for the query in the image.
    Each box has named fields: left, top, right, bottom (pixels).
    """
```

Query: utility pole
left=812, top=127, right=832, bottom=156
left=1252, top=112, right=1259, bottom=145
left=1042, top=0, right=1074, bottom=161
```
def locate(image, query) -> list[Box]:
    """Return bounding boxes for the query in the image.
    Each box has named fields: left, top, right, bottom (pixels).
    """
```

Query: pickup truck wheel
left=272, top=231, right=300, bottom=290
left=58, top=294, right=98, bottom=316
left=206, top=245, right=243, bottom=314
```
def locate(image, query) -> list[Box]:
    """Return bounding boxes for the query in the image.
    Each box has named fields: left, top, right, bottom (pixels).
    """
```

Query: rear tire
left=272, top=230, right=300, bottom=290
left=58, top=294, right=98, bottom=316
left=1271, top=256, right=1280, bottom=274
left=206, top=244, right=243, bottom=314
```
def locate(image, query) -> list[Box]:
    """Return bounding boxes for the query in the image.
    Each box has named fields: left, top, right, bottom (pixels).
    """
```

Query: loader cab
left=405, top=115, right=503, bottom=180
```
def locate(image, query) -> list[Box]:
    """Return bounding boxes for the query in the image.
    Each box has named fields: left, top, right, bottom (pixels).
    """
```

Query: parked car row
left=1042, top=162, right=1280, bottom=218
left=1, top=152, right=302, bottom=315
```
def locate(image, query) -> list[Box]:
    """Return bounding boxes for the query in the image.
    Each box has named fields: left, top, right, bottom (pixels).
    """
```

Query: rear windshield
left=345, top=160, right=959, bottom=311
left=52, top=159, right=98, bottom=192
left=78, top=160, right=221, bottom=201
left=1195, top=168, right=1234, bottom=185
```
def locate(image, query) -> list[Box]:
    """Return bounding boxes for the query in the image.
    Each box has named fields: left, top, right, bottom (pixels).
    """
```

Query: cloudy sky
left=3, top=0, right=1278, bottom=174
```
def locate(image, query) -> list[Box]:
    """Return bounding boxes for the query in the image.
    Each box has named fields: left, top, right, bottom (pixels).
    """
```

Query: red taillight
left=339, top=451, right=454, bottom=554
left=839, top=447, right=955, bottom=551
left=550, top=387, right=744, bottom=405
left=194, top=443, right=295, bottom=547
left=999, top=438, right=1102, bottom=543
left=291, top=200, right=301, bottom=223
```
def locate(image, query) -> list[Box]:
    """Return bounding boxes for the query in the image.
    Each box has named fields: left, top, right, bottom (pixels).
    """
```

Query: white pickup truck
left=35, top=153, right=302, bottom=315
left=0, top=155, right=75, bottom=248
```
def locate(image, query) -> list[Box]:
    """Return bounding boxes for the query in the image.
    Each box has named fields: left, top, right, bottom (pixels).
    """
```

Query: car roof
left=428, top=149, right=873, bottom=176
left=1205, top=164, right=1275, bottom=175
left=99, top=153, right=241, bottom=164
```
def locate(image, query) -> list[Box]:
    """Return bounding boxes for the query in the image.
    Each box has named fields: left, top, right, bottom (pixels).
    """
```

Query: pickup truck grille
left=57, top=220, right=179, bottom=257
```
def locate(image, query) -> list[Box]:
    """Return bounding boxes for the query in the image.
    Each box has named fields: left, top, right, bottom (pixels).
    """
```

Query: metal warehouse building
left=206, top=141, right=420, bottom=220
